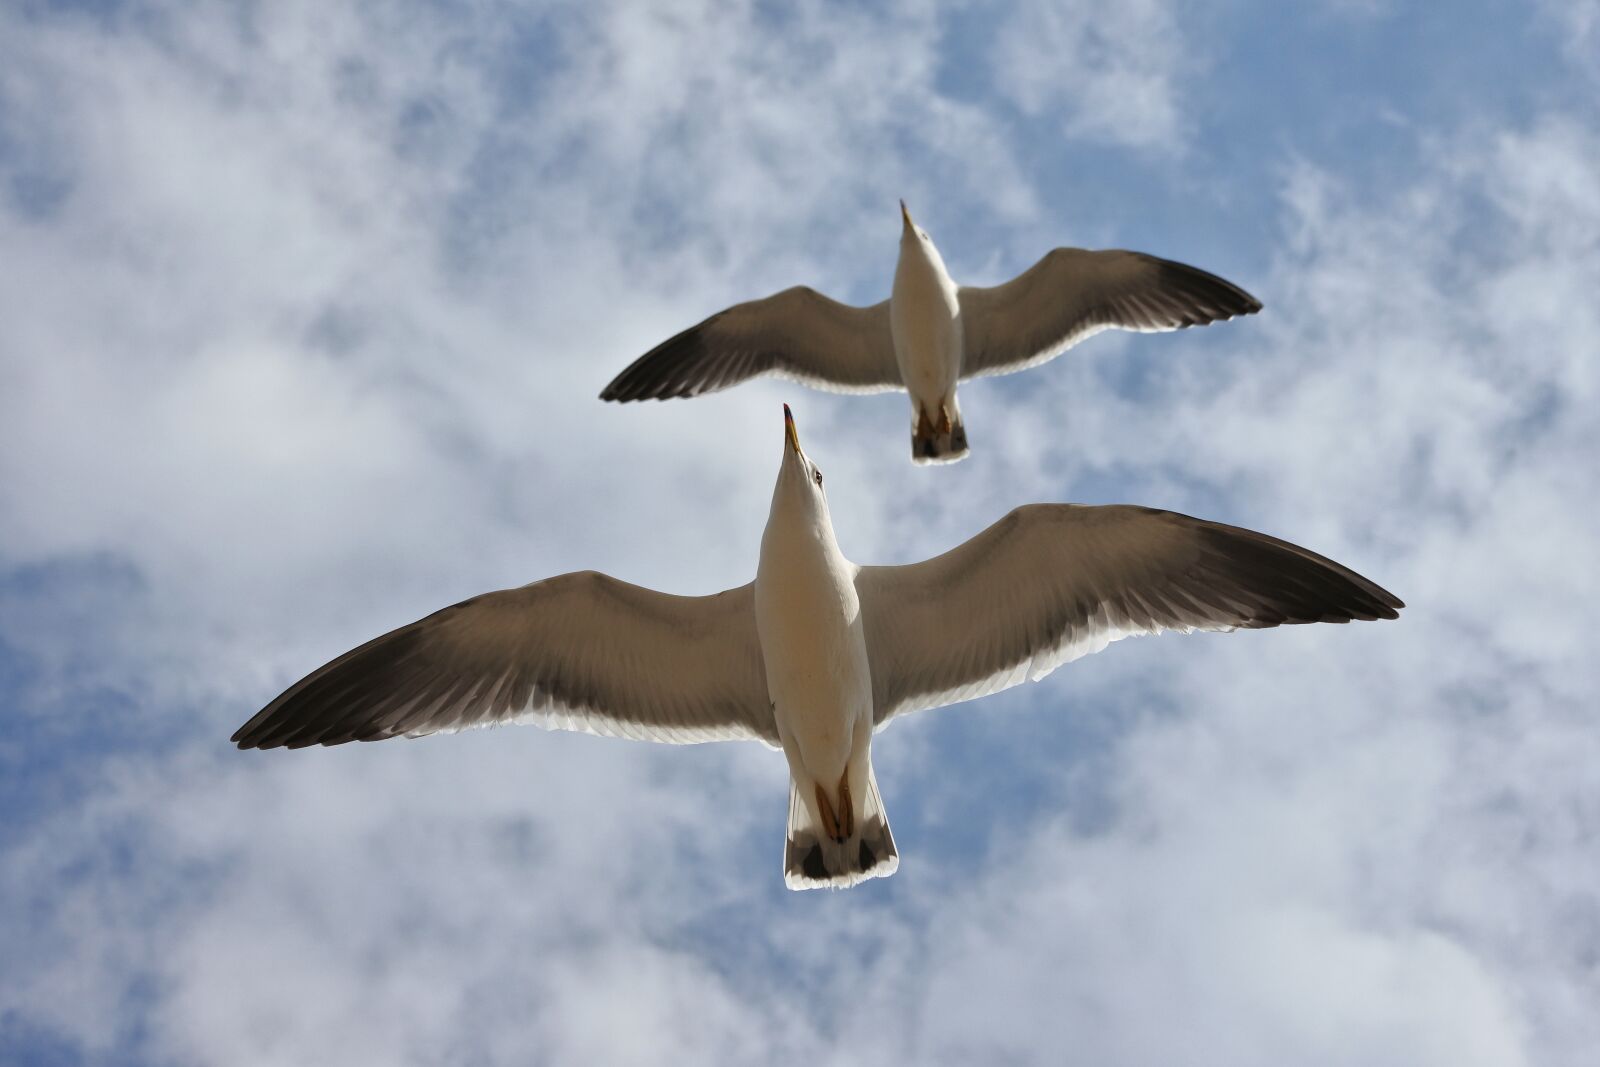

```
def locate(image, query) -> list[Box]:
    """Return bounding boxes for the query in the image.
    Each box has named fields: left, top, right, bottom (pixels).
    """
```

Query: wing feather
left=234, top=572, right=777, bottom=750
left=601, top=287, right=901, bottom=402
left=856, top=505, right=1402, bottom=727
left=959, top=249, right=1262, bottom=378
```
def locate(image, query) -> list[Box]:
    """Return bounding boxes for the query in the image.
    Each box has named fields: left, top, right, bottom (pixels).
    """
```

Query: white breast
left=891, top=247, right=963, bottom=401
left=755, top=528, right=873, bottom=784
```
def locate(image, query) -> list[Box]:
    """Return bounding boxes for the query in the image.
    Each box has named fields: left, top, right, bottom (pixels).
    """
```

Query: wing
left=855, top=505, right=1402, bottom=728
left=958, top=249, right=1262, bottom=378
left=600, top=287, right=900, bottom=402
left=233, top=572, right=777, bottom=750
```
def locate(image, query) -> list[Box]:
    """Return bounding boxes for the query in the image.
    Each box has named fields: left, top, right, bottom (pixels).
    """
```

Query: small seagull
left=234, top=406, right=1400, bottom=889
left=601, top=202, right=1262, bottom=464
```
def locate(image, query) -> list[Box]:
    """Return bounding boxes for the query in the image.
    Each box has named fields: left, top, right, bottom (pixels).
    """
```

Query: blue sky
left=2, top=1, right=1597, bottom=1063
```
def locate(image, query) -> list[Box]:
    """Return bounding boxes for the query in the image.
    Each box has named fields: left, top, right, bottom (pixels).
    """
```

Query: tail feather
left=911, top=413, right=969, bottom=466
left=784, top=766, right=899, bottom=890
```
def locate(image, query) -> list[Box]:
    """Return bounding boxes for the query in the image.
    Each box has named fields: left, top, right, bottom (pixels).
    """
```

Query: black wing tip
left=1188, top=519, right=1406, bottom=627
left=1337, top=575, right=1405, bottom=622
left=600, top=384, right=689, bottom=403
left=230, top=719, right=300, bottom=750
left=1279, top=595, right=1403, bottom=625
left=1370, top=588, right=1406, bottom=618
left=232, top=719, right=374, bottom=750
left=600, top=372, right=690, bottom=402
left=1154, top=257, right=1264, bottom=323
left=231, top=687, right=423, bottom=749
left=1315, top=582, right=1404, bottom=624
left=1237, top=598, right=1400, bottom=628
left=598, top=371, right=658, bottom=403
left=598, top=315, right=744, bottom=403
left=598, top=385, right=666, bottom=403
left=231, top=716, right=269, bottom=749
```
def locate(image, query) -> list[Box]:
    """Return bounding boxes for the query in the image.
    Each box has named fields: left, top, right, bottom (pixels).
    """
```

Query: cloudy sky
left=3, top=1, right=1597, bottom=1063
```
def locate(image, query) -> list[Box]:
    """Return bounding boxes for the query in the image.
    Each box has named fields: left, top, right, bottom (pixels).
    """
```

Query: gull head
left=896, top=199, right=949, bottom=276
left=766, top=404, right=836, bottom=544
left=899, top=198, right=927, bottom=242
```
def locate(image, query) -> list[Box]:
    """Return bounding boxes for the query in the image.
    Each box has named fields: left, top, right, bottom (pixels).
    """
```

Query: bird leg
left=814, top=783, right=842, bottom=843
left=913, top=408, right=938, bottom=459
left=837, top=772, right=855, bottom=840
left=937, top=404, right=952, bottom=436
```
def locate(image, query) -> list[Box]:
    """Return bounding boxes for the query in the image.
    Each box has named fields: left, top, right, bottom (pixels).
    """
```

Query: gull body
left=891, top=201, right=968, bottom=461
left=755, top=409, right=892, bottom=880
left=601, top=202, right=1263, bottom=464
left=234, top=407, right=1402, bottom=890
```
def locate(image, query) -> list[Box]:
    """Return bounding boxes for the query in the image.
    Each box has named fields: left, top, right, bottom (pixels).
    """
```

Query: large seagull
left=601, top=202, right=1262, bottom=465
left=235, top=406, right=1401, bottom=889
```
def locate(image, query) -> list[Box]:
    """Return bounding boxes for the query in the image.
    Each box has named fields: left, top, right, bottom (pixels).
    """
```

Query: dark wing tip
left=233, top=711, right=386, bottom=753
left=231, top=730, right=263, bottom=750
left=231, top=704, right=331, bottom=751
left=1152, top=257, right=1264, bottom=325
left=232, top=624, right=439, bottom=752
left=232, top=709, right=282, bottom=750
left=599, top=313, right=752, bottom=403
left=1190, top=520, right=1405, bottom=627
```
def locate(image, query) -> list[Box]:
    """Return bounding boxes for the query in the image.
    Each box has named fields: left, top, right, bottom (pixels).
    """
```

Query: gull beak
left=783, top=403, right=802, bottom=455
left=900, top=199, right=913, bottom=231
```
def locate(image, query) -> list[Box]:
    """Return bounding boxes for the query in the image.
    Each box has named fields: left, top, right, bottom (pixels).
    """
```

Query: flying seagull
left=601, top=202, right=1262, bottom=465
left=234, top=406, right=1401, bottom=889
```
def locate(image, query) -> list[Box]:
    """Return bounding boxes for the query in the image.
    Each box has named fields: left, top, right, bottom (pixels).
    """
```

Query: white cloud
left=1539, top=0, right=1599, bottom=64
left=988, top=0, right=1190, bottom=151
left=2, top=3, right=1598, bottom=1066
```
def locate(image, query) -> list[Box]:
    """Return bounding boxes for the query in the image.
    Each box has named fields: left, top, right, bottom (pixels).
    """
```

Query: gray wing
left=233, top=572, right=777, bottom=750
left=959, top=249, right=1262, bottom=378
left=600, top=287, right=900, bottom=402
left=855, top=505, right=1401, bottom=728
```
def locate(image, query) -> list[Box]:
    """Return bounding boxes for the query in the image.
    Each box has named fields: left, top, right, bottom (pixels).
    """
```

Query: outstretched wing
left=234, top=572, right=777, bottom=749
left=601, top=287, right=900, bottom=401
left=855, top=504, right=1401, bottom=728
left=959, top=249, right=1262, bottom=378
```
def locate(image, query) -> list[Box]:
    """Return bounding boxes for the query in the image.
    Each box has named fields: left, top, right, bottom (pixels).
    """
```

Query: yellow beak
left=900, top=199, right=913, bottom=230
left=783, top=403, right=802, bottom=454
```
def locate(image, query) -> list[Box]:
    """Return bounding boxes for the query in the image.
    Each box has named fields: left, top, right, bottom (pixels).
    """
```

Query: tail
left=784, top=766, right=899, bottom=890
left=911, top=405, right=969, bottom=465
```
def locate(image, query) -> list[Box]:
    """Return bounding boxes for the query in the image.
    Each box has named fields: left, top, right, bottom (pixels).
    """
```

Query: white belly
left=754, top=556, right=873, bottom=784
left=891, top=266, right=962, bottom=402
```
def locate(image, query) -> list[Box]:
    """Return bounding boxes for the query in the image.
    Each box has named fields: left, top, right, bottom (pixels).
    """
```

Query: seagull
left=234, top=406, right=1401, bottom=889
left=601, top=202, right=1262, bottom=465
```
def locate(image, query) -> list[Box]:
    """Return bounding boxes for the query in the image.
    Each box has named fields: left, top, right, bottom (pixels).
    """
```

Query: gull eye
left=813, top=469, right=824, bottom=487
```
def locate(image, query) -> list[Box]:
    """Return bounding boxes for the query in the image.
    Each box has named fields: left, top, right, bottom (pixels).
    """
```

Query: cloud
left=2, top=3, right=1598, bottom=1066
left=988, top=0, right=1191, bottom=151
left=1539, top=0, right=1599, bottom=64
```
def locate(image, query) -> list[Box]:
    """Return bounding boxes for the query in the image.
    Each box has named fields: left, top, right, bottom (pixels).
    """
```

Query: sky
left=1, top=0, right=1597, bottom=1063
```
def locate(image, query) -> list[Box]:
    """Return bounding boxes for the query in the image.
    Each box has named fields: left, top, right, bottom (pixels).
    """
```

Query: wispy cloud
left=1, top=3, right=1597, bottom=1065
left=988, top=0, right=1191, bottom=151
